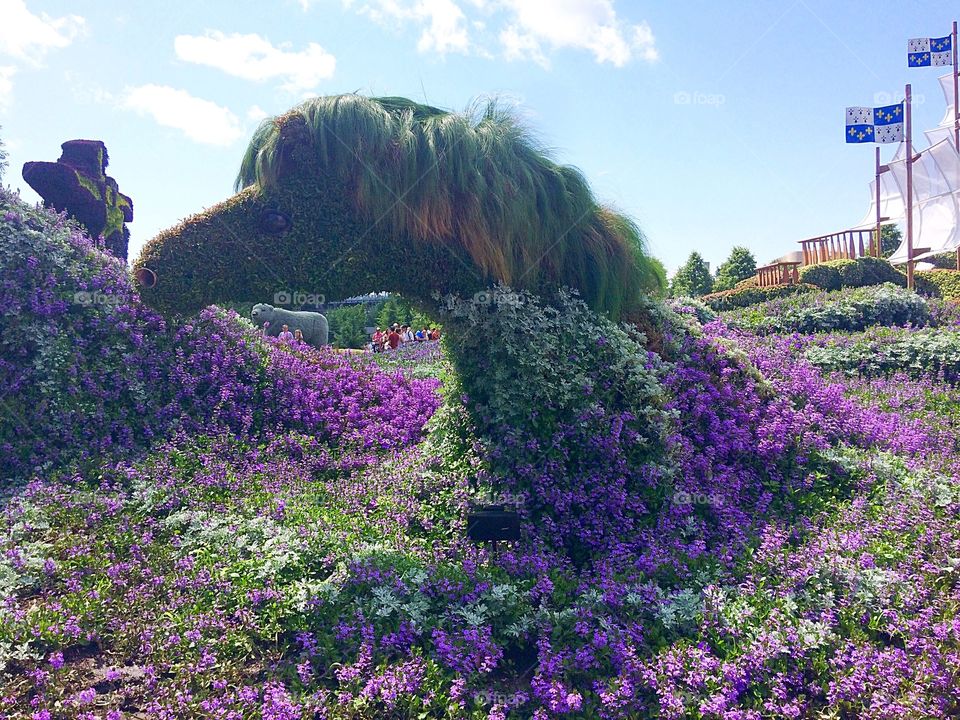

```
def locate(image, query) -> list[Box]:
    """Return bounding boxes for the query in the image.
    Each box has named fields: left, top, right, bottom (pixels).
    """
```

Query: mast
left=875, top=146, right=882, bottom=256
left=905, top=83, right=915, bottom=290
left=953, top=21, right=959, bottom=269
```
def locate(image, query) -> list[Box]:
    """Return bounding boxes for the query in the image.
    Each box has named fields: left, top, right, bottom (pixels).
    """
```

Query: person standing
left=278, top=324, right=294, bottom=343
left=387, top=325, right=401, bottom=350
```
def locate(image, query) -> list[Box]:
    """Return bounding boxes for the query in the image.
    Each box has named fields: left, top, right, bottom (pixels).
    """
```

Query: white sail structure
left=879, top=73, right=960, bottom=263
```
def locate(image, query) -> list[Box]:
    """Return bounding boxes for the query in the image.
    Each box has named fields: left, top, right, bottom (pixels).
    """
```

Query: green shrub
left=851, top=256, right=908, bottom=287
left=926, top=252, right=959, bottom=270
left=799, top=257, right=908, bottom=291
left=798, top=263, right=842, bottom=291
left=916, top=270, right=960, bottom=301
left=806, top=328, right=960, bottom=383
left=832, top=259, right=864, bottom=287
left=727, top=284, right=930, bottom=334
left=702, top=283, right=816, bottom=311
left=668, top=296, right=717, bottom=324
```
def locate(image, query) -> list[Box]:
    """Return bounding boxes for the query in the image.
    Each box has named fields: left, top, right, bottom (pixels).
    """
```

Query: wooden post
left=875, top=146, right=882, bottom=258
left=953, top=23, right=959, bottom=270
left=906, top=84, right=915, bottom=290
left=954, top=21, right=959, bottom=150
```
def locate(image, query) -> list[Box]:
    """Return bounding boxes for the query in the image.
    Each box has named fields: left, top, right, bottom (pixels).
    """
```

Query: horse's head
left=134, top=95, right=662, bottom=318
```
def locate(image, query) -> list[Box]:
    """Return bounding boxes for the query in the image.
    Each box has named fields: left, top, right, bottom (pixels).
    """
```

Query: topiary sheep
left=251, top=303, right=328, bottom=347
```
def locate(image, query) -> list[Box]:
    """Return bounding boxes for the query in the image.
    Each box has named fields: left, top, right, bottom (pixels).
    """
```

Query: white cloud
left=498, top=0, right=658, bottom=67
left=0, top=66, right=15, bottom=110
left=174, top=31, right=336, bottom=93
left=64, top=71, right=115, bottom=105
left=247, top=104, right=268, bottom=122
left=122, top=85, right=244, bottom=146
left=0, top=0, right=85, bottom=64
left=632, top=21, right=658, bottom=62
left=341, top=0, right=656, bottom=67
left=500, top=25, right=547, bottom=67
left=415, top=0, right=470, bottom=54
left=351, top=0, right=471, bottom=55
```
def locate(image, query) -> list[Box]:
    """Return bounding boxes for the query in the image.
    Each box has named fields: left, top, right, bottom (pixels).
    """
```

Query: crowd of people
left=260, top=319, right=439, bottom=352
left=371, top=323, right=440, bottom=352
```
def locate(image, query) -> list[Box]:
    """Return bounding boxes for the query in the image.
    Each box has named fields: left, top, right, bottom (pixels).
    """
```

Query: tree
left=375, top=294, right=437, bottom=332
left=646, top=257, right=668, bottom=298
left=376, top=295, right=411, bottom=330
left=327, top=305, right=368, bottom=349
left=880, top=224, right=902, bottom=258
left=670, top=252, right=714, bottom=297
left=713, top=246, right=756, bottom=291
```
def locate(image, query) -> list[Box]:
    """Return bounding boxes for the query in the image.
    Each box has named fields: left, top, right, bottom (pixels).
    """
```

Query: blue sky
left=0, top=0, right=957, bottom=276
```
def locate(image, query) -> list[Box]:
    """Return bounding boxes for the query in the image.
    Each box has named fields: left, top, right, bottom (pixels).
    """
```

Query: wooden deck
left=756, top=260, right=801, bottom=287
left=798, top=229, right=878, bottom=266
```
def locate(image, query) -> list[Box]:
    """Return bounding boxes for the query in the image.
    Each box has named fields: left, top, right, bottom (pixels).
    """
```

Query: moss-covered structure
left=133, top=95, right=662, bottom=320
left=22, top=139, right=133, bottom=259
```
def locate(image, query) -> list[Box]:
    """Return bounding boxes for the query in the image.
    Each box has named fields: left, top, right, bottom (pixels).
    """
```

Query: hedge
left=798, top=257, right=908, bottom=292
left=915, top=269, right=960, bottom=301
left=806, top=328, right=960, bottom=384
left=726, top=283, right=931, bottom=334
left=925, top=252, right=959, bottom=270
left=701, top=282, right=817, bottom=311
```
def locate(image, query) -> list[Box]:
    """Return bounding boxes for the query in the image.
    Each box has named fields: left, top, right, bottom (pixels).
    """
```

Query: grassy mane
left=236, top=94, right=662, bottom=317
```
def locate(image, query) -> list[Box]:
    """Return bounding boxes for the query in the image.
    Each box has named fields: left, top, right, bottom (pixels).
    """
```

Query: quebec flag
left=845, top=103, right=904, bottom=144
left=908, top=36, right=952, bottom=67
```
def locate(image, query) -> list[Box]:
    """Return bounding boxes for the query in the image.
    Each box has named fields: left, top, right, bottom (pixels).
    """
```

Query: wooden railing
left=756, top=261, right=801, bottom=287
left=798, top=229, right=879, bottom=266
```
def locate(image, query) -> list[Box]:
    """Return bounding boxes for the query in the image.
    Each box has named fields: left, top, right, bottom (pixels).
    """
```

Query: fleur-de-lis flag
left=845, top=103, right=904, bottom=144
left=908, top=35, right=952, bottom=67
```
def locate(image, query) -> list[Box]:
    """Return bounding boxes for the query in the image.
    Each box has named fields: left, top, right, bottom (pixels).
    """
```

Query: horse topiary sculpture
left=134, top=95, right=671, bottom=564
left=133, top=95, right=662, bottom=320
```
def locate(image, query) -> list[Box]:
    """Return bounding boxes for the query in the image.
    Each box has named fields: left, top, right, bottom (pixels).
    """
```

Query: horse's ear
left=274, top=114, right=311, bottom=181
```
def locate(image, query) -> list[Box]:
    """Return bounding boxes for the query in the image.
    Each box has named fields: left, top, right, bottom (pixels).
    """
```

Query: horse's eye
left=260, top=209, right=292, bottom=235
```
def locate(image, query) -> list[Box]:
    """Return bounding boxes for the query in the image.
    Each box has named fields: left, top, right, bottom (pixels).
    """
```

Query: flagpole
left=874, top=146, right=882, bottom=257
left=953, top=21, right=959, bottom=270
left=905, top=83, right=915, bottom=290
left=953, top=21, right=959, bottom=150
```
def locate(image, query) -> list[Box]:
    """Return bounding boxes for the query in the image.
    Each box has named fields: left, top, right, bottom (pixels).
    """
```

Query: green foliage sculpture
left=133, top=94, right=671, bottom=565
left=22, top=140, right=133, bottom=259
left=134, top=95, right=663, bottom=319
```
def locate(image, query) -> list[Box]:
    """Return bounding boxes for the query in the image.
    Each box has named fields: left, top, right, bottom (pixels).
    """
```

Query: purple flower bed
left=0, top=187, right=439, bottom=477
left=3, top=183, right=960, bottom=718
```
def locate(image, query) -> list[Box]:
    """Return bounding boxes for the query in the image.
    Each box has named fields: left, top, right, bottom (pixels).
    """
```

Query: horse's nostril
left=134, top=267, right=157, bottom=289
